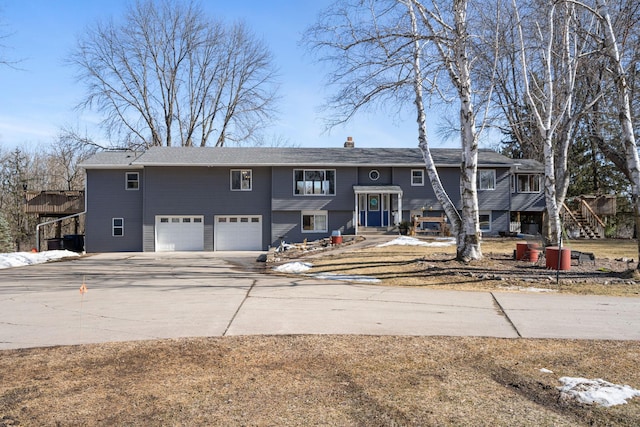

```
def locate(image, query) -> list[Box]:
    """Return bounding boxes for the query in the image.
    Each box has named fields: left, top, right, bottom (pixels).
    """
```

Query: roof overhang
left=353, top=185, right=403, bottom=195
left=81, top=164, right=144, bottom=170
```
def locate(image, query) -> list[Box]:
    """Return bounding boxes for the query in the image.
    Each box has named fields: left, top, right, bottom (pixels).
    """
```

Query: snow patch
left=310, top=273, right=381, bottom=283
left=558, top=377, right=640, bottom=407
left=499, top=285, right=558, bottom=293
left=272, top=262, right=313, bottom=274
left=377, top=236, right=455, bottom=247
left=273, top=262, right=380, bottom=283
left=540, top=368, right=554, bottom=374
left=0, top=250, right=80, bottom=269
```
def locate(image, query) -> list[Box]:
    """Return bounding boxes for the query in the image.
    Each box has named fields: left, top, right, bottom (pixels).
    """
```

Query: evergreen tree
left=0, top=213, right=12, bottom=253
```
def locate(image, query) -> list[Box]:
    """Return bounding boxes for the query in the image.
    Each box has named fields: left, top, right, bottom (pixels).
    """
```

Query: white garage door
left=214, top=215, right=262, bottom=250
left=155, top=216, right=204, bottom=251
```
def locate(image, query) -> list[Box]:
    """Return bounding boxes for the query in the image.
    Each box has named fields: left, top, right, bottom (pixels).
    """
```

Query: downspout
left=36, top=211, right=86, bottom=252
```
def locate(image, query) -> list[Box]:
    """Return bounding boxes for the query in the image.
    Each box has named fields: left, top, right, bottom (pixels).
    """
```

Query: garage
left=214, top=215, right=262, bottom=250
left=155, top=216, right=204, bottom=251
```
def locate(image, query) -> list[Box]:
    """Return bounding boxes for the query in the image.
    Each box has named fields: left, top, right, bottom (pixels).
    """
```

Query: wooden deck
left=25, top=191, right=85, bottom=216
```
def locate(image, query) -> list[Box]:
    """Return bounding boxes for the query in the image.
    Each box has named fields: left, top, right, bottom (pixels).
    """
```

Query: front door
left=367, top=194, right=381, bottom=226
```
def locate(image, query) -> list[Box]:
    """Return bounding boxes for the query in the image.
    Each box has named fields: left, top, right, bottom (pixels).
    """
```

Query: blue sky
left=0, top=0, right=463, bottom=150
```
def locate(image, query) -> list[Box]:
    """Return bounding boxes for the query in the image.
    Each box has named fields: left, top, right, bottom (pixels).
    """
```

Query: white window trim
left=301, top=210, right=328, bottom=233
left=112, top=217, right=124, bottom=237
left=517, top=174, right=542, bottom=193
left=230, top=169, right=252, bottom=191
left=369, top=169, right=380, bottom=181
left=125, top=172, right=139, bottom=191
left=411, top=169, right=424, bottom=186
left=479, top=211, right=492, bottom=232
left=293, top=169, right=336, bottom=196
left=478, top=170, right=496, bottom=191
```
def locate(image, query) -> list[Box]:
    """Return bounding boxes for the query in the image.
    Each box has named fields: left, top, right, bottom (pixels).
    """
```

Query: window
left=368, top=194, right=380, bottom=211
left=294, top=169, right=335, bottom=195
left=517, top=174, right=541, bottom=193
left=411, top=169, right=424, bottom=186
left=231, top=169, right=252, bottom=191
left=369, top=170, right=380, bottom=181
left=302, top=211, right=328, bottom=232
left=126, top=172, right=139, bottom=190
left=112, top=218, right=124, bottom=237
left=478, top=170, right=496, bottom=190
left=479, top=212, right=491, bottom=232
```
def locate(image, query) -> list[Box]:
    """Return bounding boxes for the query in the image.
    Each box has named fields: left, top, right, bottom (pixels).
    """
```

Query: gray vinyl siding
left=511, top=191, right=545, bottom=212
left=395, top=166, right=510, bottom=231
left=270, top=210, right=354, bottom=247
left=477, top=168, right=511, bottom=211
left=83, top=148, right=543, bottom=252
left=398, top=167, right=459, bottom=212
left=142, top=166, right=272, bottom=251
left=85, top=169, right=143, bottom=252
left=485, top=210, right=510, bottom=236
left=271, top=166, right=357, bottom=211
left=358, top=167, right=392, bottom=185
left=270, top=166, right=357, bottom=245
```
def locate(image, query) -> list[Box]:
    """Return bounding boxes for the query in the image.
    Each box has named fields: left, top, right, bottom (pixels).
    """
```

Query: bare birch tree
left=306, top=0, right=500, bottom=261
left=588, top=0, right=640, bottom=266
left=68, top=0, right=279, bottom=148
left=409, top=0, right=495, bottom=260
left=511, top=0, right=589, bottom=245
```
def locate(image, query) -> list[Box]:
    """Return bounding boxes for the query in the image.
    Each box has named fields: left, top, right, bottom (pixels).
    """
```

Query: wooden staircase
left=561, top=200, right=606, bottom=239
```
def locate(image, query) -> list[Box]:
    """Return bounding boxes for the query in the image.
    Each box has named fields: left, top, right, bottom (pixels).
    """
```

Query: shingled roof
left=82, top=146, right=528, bottom=168
left=79, top=151, right=144, bottom=168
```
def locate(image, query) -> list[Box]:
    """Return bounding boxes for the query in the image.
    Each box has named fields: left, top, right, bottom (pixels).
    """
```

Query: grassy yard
left=300, top=238, right=640, bottom=296
left=1, top=336, right=640, bottom=426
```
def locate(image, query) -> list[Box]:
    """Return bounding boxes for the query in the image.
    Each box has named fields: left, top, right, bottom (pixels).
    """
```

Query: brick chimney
left=344, top=136, right=355, bottom=148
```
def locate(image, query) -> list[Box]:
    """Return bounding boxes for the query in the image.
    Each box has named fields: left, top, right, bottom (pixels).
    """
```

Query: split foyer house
left=80, top=142, right=545, bottom=252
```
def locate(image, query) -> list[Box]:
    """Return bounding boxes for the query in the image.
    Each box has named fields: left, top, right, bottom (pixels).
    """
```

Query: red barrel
left=331, top=235, right=343, bottom=245
left=545, top=246, right=571, bottom=270
left=516, top=242, right=529, bottom=260
left=528, top=248, right=540, bottom=263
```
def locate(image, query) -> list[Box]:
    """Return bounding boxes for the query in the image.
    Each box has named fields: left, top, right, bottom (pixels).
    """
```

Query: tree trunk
left=542, top=132, right=561, bottom=245
left=454, top=0, right=481, bottom=261
left=406, top=0, right=463, bottom=248
left=596, top=0, right=640, bottom=269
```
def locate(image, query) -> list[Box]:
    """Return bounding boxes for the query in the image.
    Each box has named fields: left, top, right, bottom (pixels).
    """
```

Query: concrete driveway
left=1, top=252, right=639, bottom=350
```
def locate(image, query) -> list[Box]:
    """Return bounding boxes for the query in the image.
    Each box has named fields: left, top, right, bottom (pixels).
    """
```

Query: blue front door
left=367, top=194, right=382, bottom=226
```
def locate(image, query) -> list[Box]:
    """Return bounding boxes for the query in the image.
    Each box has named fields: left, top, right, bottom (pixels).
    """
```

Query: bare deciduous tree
left=68, top=0, right=279, bottom=148
left=590, top=0, right=640, bottom=266
left=49, top=134, right=98, bottom=190
left=510, top=0, right=594, bottom=245
left=306, top=0, right=499, bottom=261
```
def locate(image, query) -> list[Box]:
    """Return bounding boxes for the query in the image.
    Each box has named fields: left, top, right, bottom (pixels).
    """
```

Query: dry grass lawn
left=1, top=336, right=640, bottom=426
left=2, top=238, right=640, bottom=425
left=302, top=238, right=640, bottom=296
